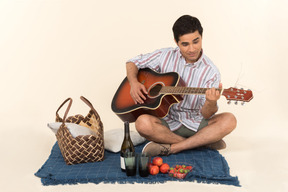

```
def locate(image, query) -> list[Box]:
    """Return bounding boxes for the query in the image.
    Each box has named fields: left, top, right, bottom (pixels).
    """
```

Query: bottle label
left=120, top=156, right=125, bottom=170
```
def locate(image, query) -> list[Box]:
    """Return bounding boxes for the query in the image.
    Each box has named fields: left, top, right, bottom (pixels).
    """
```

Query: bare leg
left=135, top=112, right=236, bottom=154
left=135, top=114, right=185, bottom=144
left=171, top=112, right=236, bottom=153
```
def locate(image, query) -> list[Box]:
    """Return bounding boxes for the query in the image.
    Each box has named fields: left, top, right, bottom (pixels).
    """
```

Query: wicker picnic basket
left=55, top=96, right=104, bottom=165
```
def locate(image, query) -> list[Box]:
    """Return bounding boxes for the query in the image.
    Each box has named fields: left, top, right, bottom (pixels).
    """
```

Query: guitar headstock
left=222, top=87, right=253, bottom=105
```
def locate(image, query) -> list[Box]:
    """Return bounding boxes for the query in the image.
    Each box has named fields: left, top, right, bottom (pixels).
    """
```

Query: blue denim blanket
left=35, top=142, right=240, bottom=186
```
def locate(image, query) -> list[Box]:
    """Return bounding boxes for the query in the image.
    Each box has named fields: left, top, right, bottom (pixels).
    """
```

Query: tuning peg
left=227, top=100, right=231, bottom=105
left=241, top=101, right=245, bottom=106
left=235, top=101, right=238, bottom=105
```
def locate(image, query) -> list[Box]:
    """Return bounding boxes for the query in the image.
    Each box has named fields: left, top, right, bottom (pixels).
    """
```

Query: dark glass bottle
left=120, top=121, right=135, bottom=171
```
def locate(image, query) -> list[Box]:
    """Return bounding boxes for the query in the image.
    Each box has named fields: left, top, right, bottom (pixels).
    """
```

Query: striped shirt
left=127, top=47, right=220, bottom=132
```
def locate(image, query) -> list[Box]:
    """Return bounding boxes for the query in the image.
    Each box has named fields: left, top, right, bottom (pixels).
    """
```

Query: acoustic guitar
left=111, top=68, right=253, bottom=122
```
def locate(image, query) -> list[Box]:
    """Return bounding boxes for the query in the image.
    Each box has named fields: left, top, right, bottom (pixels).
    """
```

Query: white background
left=0, top=0, right=287, bottom=191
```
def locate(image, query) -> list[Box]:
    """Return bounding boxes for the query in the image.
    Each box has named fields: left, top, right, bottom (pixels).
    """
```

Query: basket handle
left=80, top=96, right=100, bottom=118
left=56, top=98, right=73, bottom=123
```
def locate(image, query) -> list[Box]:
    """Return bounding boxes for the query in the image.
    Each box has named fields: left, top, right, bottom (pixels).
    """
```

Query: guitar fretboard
left=160, top=86, right=222, bottom=95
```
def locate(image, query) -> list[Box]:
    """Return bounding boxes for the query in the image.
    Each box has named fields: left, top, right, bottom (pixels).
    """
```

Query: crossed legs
left=135, top=112, right=237, bottom=154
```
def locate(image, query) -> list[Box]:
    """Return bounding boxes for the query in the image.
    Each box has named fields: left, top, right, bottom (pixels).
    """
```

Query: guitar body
left=111, top=68, right=185, bottom=122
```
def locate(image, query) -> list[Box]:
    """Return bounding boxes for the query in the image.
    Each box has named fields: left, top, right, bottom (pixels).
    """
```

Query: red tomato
left=149, top=165, right=159, bottom=175
left=152, top=157, right=163, bottom=167
left=160, top=163, right=170, bottom=174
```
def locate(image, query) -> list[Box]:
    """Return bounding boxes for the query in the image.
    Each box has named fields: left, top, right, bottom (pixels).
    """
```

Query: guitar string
left=160, top=86, right=222, bottom=95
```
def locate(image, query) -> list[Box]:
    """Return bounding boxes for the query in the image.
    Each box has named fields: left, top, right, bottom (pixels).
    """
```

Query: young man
left=126, top=15, right=237, bottom=156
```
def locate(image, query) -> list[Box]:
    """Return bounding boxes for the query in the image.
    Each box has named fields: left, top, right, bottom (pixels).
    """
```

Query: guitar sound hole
left=149, top=84, right=163, bottom=97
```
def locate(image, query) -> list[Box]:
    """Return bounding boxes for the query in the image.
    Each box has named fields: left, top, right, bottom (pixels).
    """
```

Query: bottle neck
left=124, top=121, right=130, bottom=138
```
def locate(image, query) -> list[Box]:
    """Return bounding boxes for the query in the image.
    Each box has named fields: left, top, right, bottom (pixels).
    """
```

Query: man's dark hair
left=172, top=15, right=203, bottom=42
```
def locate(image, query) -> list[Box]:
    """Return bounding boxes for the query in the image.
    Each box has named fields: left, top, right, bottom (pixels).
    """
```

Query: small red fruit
left=160, top=163, right=170, bottom=174
left=152, top=157, right=163, bottom=167
left=168, top=164, right=193, bottom=179
left=149, top=165, right=159, bottom=175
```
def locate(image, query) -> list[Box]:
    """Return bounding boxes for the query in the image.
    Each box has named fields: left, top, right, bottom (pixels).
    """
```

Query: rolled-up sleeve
left=127, top=49, right=163, bottom=70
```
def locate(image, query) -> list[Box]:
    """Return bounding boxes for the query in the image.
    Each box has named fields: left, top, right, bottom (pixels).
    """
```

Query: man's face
left=176, top=30, right=202, bottom=63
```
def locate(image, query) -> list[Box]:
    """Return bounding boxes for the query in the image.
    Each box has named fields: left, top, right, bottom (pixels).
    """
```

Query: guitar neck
left=160, top=86, right=222, bottom=95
